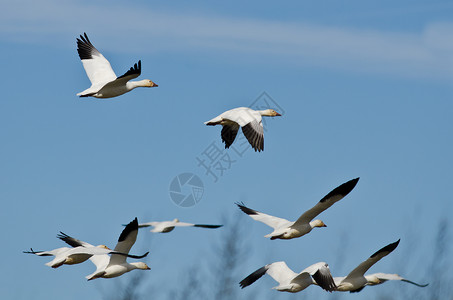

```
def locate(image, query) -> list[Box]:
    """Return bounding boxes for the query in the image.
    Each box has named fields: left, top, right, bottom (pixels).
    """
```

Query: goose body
left=239, top=261, right=336, bottom=293
left=138, top=218, right=222, bottom=233
left=85, top=218, right=150, bottom=280
left=25, top=232, right=148, bottom=269
left=205, top=107, right=281, bottom=152
left=76, top=33, right=157, bottom=98
left=24, top=245, right=111, bottom=268
left=236, top=178, right=359, bottom=240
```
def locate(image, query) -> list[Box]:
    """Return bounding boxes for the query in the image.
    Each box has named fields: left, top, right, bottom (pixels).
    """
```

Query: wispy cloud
left=2, top=0, right=453, bottom=80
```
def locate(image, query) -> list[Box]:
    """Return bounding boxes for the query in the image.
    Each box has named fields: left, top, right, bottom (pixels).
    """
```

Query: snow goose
left=24, top=233, right=148, bottom=269
left=333, top=239, right=410, bottom=292
left=137, top=218, right=223, bottom=233
left=239, top=261, right=336, bottom=293
left=205, top=107, right=281, bottom=152
left=236, top=177, right=359, bottom=240
left=85, top=218, right=150, bottom=280
left=76, top=33, right=158, bottom=98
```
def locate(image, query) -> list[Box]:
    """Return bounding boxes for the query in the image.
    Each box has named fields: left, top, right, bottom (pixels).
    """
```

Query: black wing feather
left=119, top=217, right=139, bottom=242
left=320, top=177, right=359, bottom=203
left=235, top=202, right=259, bottom=215
left=239, top=265, right=268, bottom=288
left=241, top=123, right=264, bottom=152
left=117, top=60, right=141, bottom=79
left=76, top=32, right=99, bottom=60
left=193, top=224, right=223, bottom=229
left=312, top=269, right=337, bottom=292
left=221, top=125, right=239, bottom=149
left=57, top=232, right=83, bottom=248
left=370, top=239, right=400, bottom=259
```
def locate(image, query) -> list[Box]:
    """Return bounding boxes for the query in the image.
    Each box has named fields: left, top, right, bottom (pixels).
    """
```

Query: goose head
left=259, top=109, right=281, bottom=117
left=131, top=262, right=151, bottom=270
left=139, top=79, right=158, bottom=87
left=97, top=245, right=111, bottom=250
left=311, top=219, right=327, bottom=228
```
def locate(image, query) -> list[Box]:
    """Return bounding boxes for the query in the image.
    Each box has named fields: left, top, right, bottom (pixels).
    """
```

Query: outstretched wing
left=57, top=232, right=95, bottom=248
left=298, top=262, right=337, bottom=292
left=344, top=240, right=400, bottom=281
left=23, top=247, right=68, bottom=257
left=241, top=120, right=264, bottom=152
left=293, top=178, right=359, bottom=226
left=76, top=33, right=117, bottom=86
left=108, top=217, right=139, bottom=266
left=372, top=273, right=429, bottom=287
left=236, top=202, right=290, bottom=230
left=117, top=60, right=141, bottom=81
left=100, top=60, right=142, bottom=91
left=221, top=124, right=240, bottom=149
left=173, top=222, right=223, bottom=229
left=240, top=261, right=296, bottom=288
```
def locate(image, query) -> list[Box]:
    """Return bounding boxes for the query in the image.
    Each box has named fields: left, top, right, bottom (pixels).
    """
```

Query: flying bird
left=205, top=107, right=281, bottom=152
left=137, top=219, right=223, bottom=233
left=76, top=33, right=158, bottom=98
left=83, top=218, right=150, bottom=280
left=236, top=177, right=359, bottom=240
left=330, top=239, right=428, bottom=292
left=24, top=232, right=147, bottom=269
left=239, top=261, right=336, bottom=293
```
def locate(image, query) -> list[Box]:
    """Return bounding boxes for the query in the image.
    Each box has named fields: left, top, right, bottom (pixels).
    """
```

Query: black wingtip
left=118, top=217, right=139, bottom=242
left=76, top=32, right=96, bottom=60
left=193, top=224, right=223, bottom=229
left=235, top=202, right=258, bottom=215
left=125, top=251, right=150, bottom=259
left=117, top=60, right=142, bottom=79
left=320, top=177, right=360, bottom=203
left=370, top=239, right=400, bottom=258
left=239, top=265, right=268, bottom=288
left=312, top=268, right=337, bottom=292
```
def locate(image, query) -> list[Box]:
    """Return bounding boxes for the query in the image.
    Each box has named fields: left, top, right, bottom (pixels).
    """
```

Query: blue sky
left=1, top=1, right=453, bottom=299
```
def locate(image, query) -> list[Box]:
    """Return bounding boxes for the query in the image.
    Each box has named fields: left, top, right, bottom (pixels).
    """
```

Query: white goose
left=137, top=219, right=223, bottom=233
left=84, top=218, right=150, bottom=280
left=239, top=261, right=336, bottom=293
left=332, top=240, right=428, bottom=292
left=24, top=233, right=147, bottom=269
left=236, top=177, right=359, bottom=240
left=205, top=107, right=281, bottom=152
left=76, top=33, right=158, bottom=98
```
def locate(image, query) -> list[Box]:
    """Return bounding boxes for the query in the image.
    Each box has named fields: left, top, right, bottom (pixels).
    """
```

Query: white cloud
left=2, top=0, right=453, bottom=80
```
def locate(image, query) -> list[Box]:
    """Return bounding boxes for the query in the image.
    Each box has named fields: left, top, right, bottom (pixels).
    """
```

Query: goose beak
left=275, top=112, right=282, bottom=116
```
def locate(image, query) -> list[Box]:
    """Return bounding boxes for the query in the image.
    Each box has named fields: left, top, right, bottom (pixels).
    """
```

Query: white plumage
left=236, top=178, right=359, bottom=240
left=76, top=33, right=157, bottom=98
left=205, top=107, right=281, bottom=152
left=239, top=261, right=336, bottom=293
left=138, top=218, right=222, bottom=233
